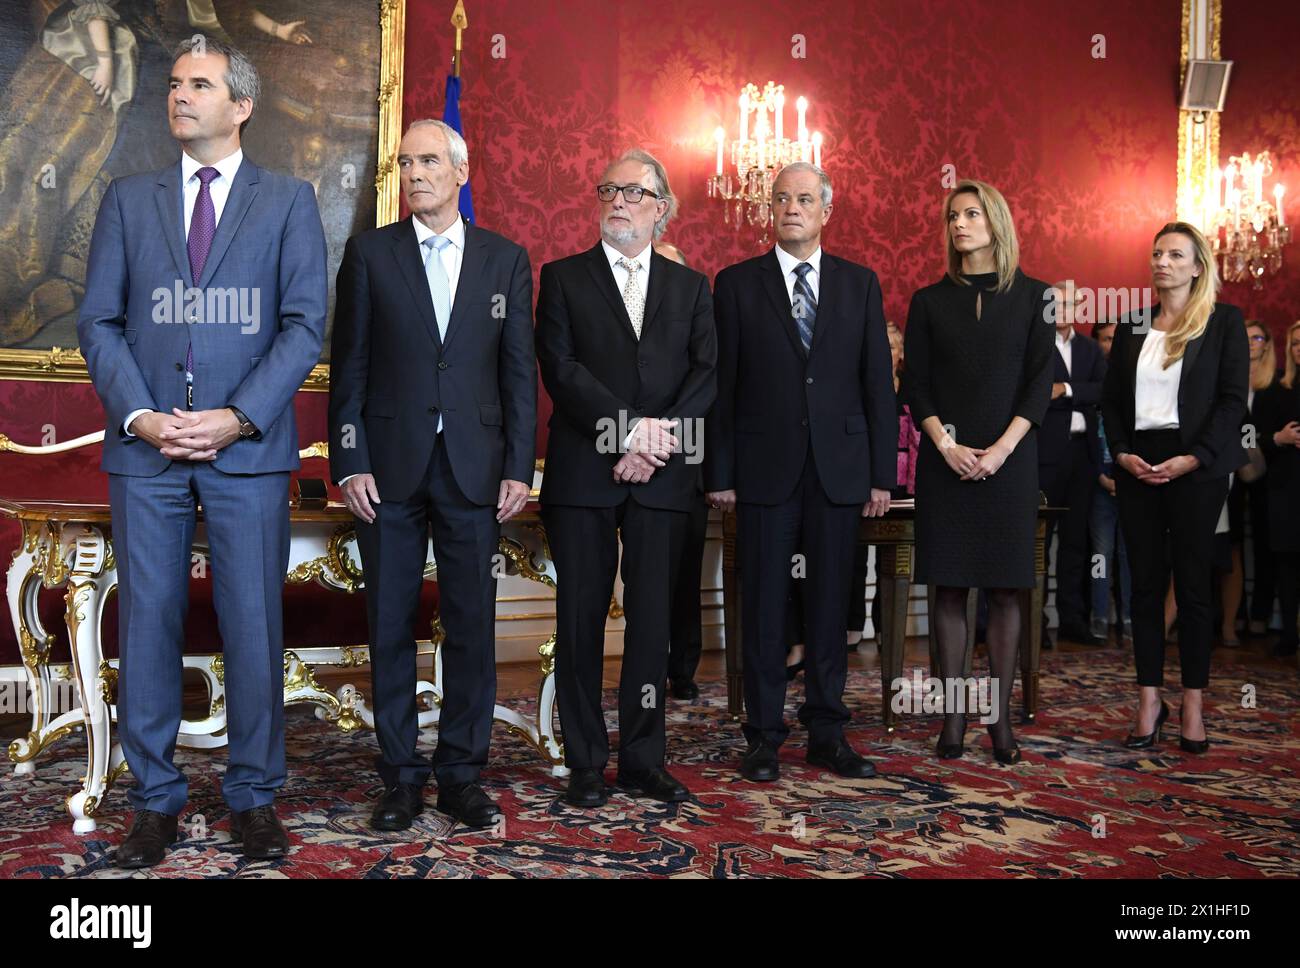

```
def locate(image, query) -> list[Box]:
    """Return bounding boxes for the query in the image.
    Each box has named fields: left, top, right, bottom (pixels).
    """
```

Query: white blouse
left=1134, top=329, right=1182, bottom=430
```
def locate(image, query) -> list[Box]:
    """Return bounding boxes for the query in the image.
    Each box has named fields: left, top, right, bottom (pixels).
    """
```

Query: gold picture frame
left=0, top=0, right=407, bottom=391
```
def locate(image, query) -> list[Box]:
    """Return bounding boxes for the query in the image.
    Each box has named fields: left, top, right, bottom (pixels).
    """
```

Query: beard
left=601, top=218, right=644, bottom=248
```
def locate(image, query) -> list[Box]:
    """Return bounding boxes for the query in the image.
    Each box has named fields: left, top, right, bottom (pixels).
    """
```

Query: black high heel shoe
left=785, top=659, right=805, bottom=681
left=1178, top=707, right=1210, bottom=753
left=936, top=714, right=967, bottom=759
left=986, top=723, right=1021, bottom=764
left=1123, top=700, right=1169, bottom=749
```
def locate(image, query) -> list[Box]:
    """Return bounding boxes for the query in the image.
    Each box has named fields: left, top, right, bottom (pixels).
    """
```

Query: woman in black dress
left=1101, top=222, right=1248, bottom=753
left=903, top=179, right=1054, bottom=763
left=1256, top=320, right=1300, bottom=657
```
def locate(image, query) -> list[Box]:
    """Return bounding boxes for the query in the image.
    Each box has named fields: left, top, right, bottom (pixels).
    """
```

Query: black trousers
left=355, top=435, right=501, bottom=788
left=544, top=498, right=686, bottom=773
left=667, top=497, right=709, bottom=683
left=1041, top=434, right=1095, bottom=628
left=739, top=450, right=859, bottom=748
left=1116, top=430, right=1228, bottom=689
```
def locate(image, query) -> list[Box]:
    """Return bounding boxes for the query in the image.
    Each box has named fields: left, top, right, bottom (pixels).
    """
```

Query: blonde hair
left=1282, top=320, right=1300, bottom=390
left=944, top=179, right=1020, bottom=293
left=1246, top=319, right=1277, bottom=392
left=1152, top=221, right=1220, bottom=368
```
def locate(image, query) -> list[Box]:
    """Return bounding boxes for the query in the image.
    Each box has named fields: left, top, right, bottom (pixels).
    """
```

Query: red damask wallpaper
left=5, top=0, right=1299, bottom=665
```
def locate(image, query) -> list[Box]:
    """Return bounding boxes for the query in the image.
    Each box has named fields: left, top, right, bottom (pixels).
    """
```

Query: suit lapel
left=197, top=158, right=259, bottom=290
left=639, top=251, right=668, bottom=339
left=759, top=250, right=806, bottom=360
left=807, top=253, right=837, bottom=358
left=390, top=217, right=442, bottom=350
left=154, top=163, right=191, bottom=287
left=441, top=220, right=486, bottom=353
left=584, top=244, right=639, bottom=342
left=1179, top=320, right=1208, bottom=401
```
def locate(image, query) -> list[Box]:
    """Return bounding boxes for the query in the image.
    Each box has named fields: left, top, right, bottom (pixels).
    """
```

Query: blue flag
left=443, top=75, right=474, bottom=223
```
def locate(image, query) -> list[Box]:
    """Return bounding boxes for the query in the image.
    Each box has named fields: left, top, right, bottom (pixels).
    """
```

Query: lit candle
left=1275, top=183, right=1287, bottom=226
left=1253, top=160, right=1264, bottom=201
left=775, top=91, right=784, bottom=143
left=739, top=92, right=748, bottom=144
left=757, top=135, right=766, bottom=171
left=714, top=127, right=725, bottom=177
left=796, top=96, right=807, bottom=143
left=812, top=131, right=822, bottom=168
left=801, top=141, right=810, bottom=163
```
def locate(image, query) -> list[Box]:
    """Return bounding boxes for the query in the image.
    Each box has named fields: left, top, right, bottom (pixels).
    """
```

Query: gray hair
left=172, top=36, right=261, bottom=135
left=405, top=119, right=470, bottom=168
left=774, top=161, right=833, bottom=208
left=604, top=148, right=677, bottom=239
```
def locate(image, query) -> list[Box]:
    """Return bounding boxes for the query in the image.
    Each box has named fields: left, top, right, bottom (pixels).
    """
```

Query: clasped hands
left=613, top=417, right=679, bottom=485
left=1116, top=452, right=1199, bottom=485
left=940, top=436, right=1010, bottom=482
left=133, top=408, right=241, bottom=461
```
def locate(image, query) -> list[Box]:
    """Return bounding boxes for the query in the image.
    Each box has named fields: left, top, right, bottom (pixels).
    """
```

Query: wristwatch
left=229, top=406, right=260, bottom=440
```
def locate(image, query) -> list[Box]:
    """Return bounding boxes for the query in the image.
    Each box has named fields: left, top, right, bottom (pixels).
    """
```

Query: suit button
left=175, top=363, right=183, bottom=371
left=638, top=360, right=648, bottom=368
left=428, top=407, right=437, bottom=414
left=801, top=418, right=809, bottom=427
left=806, top=377, right=814, bottom=384
left=437, top=361, right=448, bottom=370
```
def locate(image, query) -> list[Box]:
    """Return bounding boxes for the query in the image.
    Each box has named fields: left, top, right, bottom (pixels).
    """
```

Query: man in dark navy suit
left=329, top=120, right=536, bottom=830
left=705, top=163, right=896, bottom=782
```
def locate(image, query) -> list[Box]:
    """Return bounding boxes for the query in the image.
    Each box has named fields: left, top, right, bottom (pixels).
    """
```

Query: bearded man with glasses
left=535, top=149, right=717, bottom=807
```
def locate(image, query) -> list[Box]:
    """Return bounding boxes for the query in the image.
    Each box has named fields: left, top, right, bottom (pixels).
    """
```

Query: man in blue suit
left=77, top=37, right=326, bottom=867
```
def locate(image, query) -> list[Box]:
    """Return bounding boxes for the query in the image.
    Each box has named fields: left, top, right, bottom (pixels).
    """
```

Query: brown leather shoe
left=230, top=804, right=290, bottom=859
left=115, top=810, right=178, bottom=869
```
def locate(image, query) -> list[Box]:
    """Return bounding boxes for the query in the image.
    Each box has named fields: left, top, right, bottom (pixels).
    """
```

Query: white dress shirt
left=1055, top=329, right=1087, bottom=435
left=1134, top=329, right=1183, bottom=430
left=124, top=148, right=245, bottom=436
left=774, top=242, right=822, bottom=305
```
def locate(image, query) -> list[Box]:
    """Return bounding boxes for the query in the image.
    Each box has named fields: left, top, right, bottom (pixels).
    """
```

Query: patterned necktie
left=617, top=257, right=645, bottom=339
left=793, top=261, right=818, bottom=353
left=423, top=235, right=453, bottom=342
left=185, top=166, right=219, bottom=384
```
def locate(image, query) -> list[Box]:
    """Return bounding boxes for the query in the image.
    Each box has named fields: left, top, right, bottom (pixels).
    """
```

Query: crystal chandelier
left=1205, top=151, right=1290, bottom=288
left=707, top=82, right=823, bottom=239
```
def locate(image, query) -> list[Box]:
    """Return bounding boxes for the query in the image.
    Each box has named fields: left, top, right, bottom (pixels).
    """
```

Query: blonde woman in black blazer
left=1101, top=221, right=1248, bottom=755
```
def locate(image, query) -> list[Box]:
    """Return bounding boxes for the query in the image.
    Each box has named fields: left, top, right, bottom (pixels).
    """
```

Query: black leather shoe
left=739, top=742, right=780, bottom=782
left=115, top=810, right=178, bottom=869
left=371, top=783, right=424, bottom=831
left=437, top=782, right=502, bottom=829
left=230, top=804, right=290, bottom=859
left=563, top=768, right=609, bottom=807
left=1123, top=700, right=1170, bottom=749
left=1178, top=734, right=1211, bottom=754
left=807, top=740, right=876, bottom=778
left=669, top=678, right=700, bottom=701
left=1058, top=620, right=1094, bottom=644
left=615, top=766, right=691, bottom=802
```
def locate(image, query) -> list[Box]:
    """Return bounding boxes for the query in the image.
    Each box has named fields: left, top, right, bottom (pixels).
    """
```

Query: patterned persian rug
left=2, top=651, right=1298, bottom=878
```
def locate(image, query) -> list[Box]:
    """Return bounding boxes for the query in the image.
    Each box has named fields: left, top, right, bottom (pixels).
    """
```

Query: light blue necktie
left=422, top=234, right=453, bottom=342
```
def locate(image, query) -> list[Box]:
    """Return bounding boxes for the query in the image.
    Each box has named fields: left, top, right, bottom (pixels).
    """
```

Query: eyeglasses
left=596, top=183, right=663, bottom=204
left=1248, top=334, right=1269, bottom=343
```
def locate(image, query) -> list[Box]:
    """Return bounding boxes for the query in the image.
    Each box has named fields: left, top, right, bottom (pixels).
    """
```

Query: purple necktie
left=185, top=166, right=220, bottom=377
